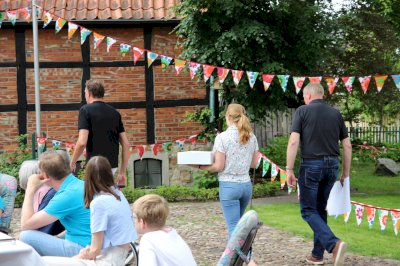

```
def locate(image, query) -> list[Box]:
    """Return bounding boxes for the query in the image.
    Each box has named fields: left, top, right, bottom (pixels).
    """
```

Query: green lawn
left=253, top=161, right=400, bottom=261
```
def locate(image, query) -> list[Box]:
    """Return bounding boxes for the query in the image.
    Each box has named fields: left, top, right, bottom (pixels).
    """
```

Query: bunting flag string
left=2, top=5, right=400, bottom=96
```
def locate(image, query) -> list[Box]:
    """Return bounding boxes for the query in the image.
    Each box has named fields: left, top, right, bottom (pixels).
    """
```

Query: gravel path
left=9, top=194, right=400, bottom=266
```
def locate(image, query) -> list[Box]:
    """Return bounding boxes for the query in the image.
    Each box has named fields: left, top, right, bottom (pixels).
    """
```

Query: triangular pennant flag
left=19, top=7, right=31, bottom=23
left=344, top=207, right=351, bottom=223
left=341, top=76, right=355, bottom=93
left=203, top=65, right=216, bottom=83
left=0, top=12, right=4, bottom=28
left=161, top=55, right=173, bottom=72
left=262, top=158, right=270, bottom=177
left=262, top=74, right=275, bottom=91
left=147, top=51, right=159, bottom=67
left=55, top=17, right=67, bottom=33
left=162, top=142, right=173, bottom=154
left=137, top=145, right=146, bottom=160
left=65, top=142, right=75, bottom=159
left=217, top=67, right=230, bottom=84
left=133, top=47, right=145, bottom=64
left=246, top=71, right=259, bottom=89
left=175, top=138, right=185, bottom=151
left=189, top=62, right=201, bottom=79
left=365, top=206, right=376, bottom=229
left=378, top=209, right=389, bottom=232
left=6, top=10, right=17, bottom=26
left=280, top=171, right=287, bottom=191
left=174, top=59, right=187, bottom=76
left=355, top=204, right=364, bottom=226
left=308, top=76, right=322, bottom=83
left=42, top=11, right=53, bottom=28
left=52, top=140, right=62, bottom=150
left=358, top=76, right=371, bottom=94
left=277, top=75, right=290, bottom=92
left=325, top=77, right=339, bottom=94
left=120, top=43, right=131, bottom=58
left=151, top=143, right=161, bottom=156
left=255, top=152, right=262, bottom=169
left=106, top=37, right=117, bottom=53
left=37, top=137, right=47, bottom=153
left=188, top=135, right=197, bottom=145
left=68, top=22, right=78, bottom=40
left=374, top=75, right=387, bottom=93
left=391, top=210, right=400, bottom=236
left=391, top=75, right=400, bottom=92
left=271, top=163, right=278, bottom=181
left=93, top=32, right=105, bottom=49
left=293, top=77, right=306, bottom=94
left=232, top=70, right=244, bottom=86
left=80, top=27, right=92, bottom=45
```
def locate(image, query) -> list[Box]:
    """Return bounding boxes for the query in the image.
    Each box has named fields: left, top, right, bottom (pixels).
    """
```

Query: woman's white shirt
left=213, top=125, right=259, bottom=183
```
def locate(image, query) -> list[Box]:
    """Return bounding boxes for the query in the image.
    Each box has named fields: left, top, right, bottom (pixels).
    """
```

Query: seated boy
left=133, top=194, right=197, bottom=266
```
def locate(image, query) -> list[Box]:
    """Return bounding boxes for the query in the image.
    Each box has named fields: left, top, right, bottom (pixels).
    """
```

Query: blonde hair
left=39, top=151, right=70, bottom=180
left=303, top=82, right=324, bottom=97
left=133, top=194, right=169, bottom=228
left=19, top=160, right=39, bottom=190
left=226, top=103, right=252, bottom=144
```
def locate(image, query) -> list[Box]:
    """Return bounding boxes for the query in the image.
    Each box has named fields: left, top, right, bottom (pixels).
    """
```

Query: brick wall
left=0, top=26, right=206, bottom=152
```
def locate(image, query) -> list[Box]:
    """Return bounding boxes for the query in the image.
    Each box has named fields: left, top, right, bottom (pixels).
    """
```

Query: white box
left=177, top=151, right=213, bottom=165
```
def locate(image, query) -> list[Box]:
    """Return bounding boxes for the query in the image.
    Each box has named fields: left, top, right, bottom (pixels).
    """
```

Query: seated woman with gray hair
left=19, top=150, right=68, bottom=235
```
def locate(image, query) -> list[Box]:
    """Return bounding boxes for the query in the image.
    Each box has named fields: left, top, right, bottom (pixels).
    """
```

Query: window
left=134, top=158, right=162, bottom=188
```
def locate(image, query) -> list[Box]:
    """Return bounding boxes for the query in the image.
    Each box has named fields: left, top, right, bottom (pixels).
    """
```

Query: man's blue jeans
left=20, top=230, right=83, bottom=257
left=219, top=181, right=252, bottom=238
left=298, top=157, right=339, bottom=259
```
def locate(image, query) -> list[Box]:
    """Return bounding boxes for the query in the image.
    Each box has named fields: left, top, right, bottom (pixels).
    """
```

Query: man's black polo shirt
left=291, top=99, right=348, bottom=159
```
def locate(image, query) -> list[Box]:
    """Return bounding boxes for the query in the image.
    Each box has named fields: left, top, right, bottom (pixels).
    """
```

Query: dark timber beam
left=144, top=26, right=155, bottom=144
left=81, top=35, right=91, bottom=103
left=15, top=28, right=27, bottom=137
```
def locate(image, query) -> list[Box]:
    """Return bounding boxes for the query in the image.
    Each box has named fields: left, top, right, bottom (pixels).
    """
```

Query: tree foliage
left=174, top=0, right=400, bottom=126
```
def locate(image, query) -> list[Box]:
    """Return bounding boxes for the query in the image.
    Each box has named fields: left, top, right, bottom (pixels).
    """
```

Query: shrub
left=253, top=181, right=280, bottom=198
left=190, top=187, right=219, bottom=201
left=193, top=170, right=219, bottom=189
left=122, top=187, right=146, bottom=203
left=153, top=185, right=192, bottom=202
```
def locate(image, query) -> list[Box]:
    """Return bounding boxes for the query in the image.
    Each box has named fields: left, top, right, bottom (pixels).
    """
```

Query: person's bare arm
left=197, top=151, right=226, bottom=173
left=70, top=129, right=89, bottom=172
left=340, top=137, right=352, bottom=184
left=286, top=132, right=300, bottom=188
left=117, top=132, right=130, bottom=184
left=75, top=231, right=104, bottom=260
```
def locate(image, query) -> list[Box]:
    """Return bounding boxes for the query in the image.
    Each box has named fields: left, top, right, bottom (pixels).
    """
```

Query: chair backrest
left=217, top=210, right=262, bottom=266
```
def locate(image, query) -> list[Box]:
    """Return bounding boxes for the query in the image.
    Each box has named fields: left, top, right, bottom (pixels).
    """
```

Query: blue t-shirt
left=44, top=174, right=91, bottom=247
left=0, top=197, right=4, bottom=211
left=90, top=188, right=138, bottom=249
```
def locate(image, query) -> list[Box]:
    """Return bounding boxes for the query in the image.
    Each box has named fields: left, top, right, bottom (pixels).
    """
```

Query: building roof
left=0, top=0, right=181, bottom=21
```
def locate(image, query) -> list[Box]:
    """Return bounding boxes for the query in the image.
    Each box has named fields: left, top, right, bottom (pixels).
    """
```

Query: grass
left=253, top=160, right=400, bottom=261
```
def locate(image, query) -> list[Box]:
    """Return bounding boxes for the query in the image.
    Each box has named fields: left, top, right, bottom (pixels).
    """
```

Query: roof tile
left=1, top=0, right=180, bottom=20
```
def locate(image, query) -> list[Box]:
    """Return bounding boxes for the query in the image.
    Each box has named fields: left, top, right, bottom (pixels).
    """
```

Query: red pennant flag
left=217, top=67, right=230, bottom=84
left=133, top=47, right=145, bottom=64
left=232, top=70, right=244, bottom=86
left=325, top=77, right=339, bottom=94
left=262, top=74, right=275, bottom=91
left=137, top=145, right=146, bottom=160
left=188, top=135, right=197, bottom=145
left=203, top=65, right=216, bottom=82
left=151, top=143, right=161, bottom=156
left=358, top=76, right=371, bottom=94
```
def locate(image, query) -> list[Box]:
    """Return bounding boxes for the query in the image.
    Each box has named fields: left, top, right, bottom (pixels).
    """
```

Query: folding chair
left=217, top=210, right=262, bottom=266
left=125, top=241, right=139, bottom=266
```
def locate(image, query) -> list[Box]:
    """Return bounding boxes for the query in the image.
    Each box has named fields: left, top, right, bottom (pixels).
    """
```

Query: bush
left=253, top=181, right=280, bottom=198
left=190, top=187, right=219, bottom=201
left=153, top=185, right=192, bottom=202
left=193, top=170, right=218, bottom=189
left=122, top=187, right=146, bottom=203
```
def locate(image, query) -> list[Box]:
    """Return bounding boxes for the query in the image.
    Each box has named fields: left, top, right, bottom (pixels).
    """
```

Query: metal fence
left=349, top=127, right=400, bottom=144
left=253, top=109, right=400, bottom=146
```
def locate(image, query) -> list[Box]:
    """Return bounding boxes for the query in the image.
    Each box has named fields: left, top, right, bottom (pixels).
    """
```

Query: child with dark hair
left=43, top=156, right=138, bottom=265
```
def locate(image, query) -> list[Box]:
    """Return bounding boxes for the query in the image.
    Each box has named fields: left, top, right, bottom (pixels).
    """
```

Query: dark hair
left=84, top=156, right=120, bottom=208
left=86, top=79, right=105, bottom=98
left=39, top=151, right=70, bottom=180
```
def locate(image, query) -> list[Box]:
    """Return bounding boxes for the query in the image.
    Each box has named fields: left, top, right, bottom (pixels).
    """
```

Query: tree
left=175, top=0, right=335, bottom=123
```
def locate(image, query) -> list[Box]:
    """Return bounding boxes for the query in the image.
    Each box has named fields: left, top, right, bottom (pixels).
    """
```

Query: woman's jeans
left=219, top=181, right=252, bottom=238
left=298, top=157, right=339, bottom=259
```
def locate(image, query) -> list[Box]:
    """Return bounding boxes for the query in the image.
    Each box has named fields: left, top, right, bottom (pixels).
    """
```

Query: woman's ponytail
left=227, top=104, right=252, bottom=145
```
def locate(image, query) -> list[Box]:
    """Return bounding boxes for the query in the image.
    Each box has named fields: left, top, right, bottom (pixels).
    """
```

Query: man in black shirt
left=286, top=83, right=352, bottom=266
left=70, top=80, right=130, bottom=186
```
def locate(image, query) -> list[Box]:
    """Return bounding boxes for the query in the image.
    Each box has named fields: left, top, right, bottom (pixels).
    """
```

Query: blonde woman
left=192, top=103, right=259, bottom=238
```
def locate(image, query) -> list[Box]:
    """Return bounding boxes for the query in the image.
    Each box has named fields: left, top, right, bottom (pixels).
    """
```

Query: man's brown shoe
left=306, top=255, right=324, bottom=265
left=332, top=240, right=348, bottom=266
